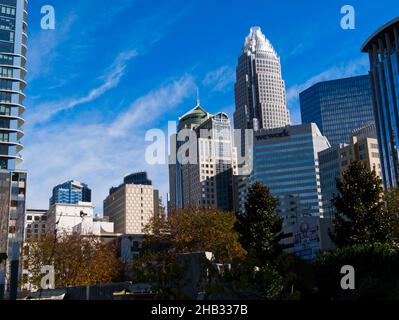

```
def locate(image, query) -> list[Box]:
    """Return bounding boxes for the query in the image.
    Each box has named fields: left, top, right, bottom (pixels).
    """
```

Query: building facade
left=104, top=173, right=159, bottom=234
left=253, top=123, right=330, bottom=226
left=299, top=75, right=375, bottom=147
left=46, top=202, right=94, bottom=236
left=49, top=180, right=91, bottom=206
left=234, top=26, right=290, bottom=134
left=24, top=209, right=47, bottom=241
left=361, top=17, right=399, bottom=189
left=279, top=216, right=335, bottom=261
left=0, top=0, right=28, bottom=298
left=169, top=103, right=238, bottom=212
left=319, top=123, right=381, bottom=217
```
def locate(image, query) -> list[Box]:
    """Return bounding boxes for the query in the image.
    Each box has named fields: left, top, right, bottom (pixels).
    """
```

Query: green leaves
left=236, top=182, right=283, bottom=264
left=330, top=161, right=393, bottom=247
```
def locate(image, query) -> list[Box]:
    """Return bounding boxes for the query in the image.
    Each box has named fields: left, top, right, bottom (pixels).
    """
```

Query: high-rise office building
left=319, top=123, right=381, bottom=217
left=0, top=0, right=28, bottom=299
left=49, top=180, right=92, bottom=206
left=234, top=26, right=290, bottom=133
left=169, top=102, right=238, bottom=212
left=299, top=75, right=375, bottom=147
left=104, top=173, right=159, bottom=234
left=168, top=103, right=212, bottom=211
left=253, top=123, right=330, bottom=226
left=361, top=17, right=399, bottom=189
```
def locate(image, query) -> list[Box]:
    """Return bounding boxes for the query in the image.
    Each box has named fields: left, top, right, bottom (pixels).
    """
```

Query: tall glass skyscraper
left=234, top=26, right=290, bottom=136
left=0, top=0, right=28, bottom=299
left=361, top=17, right=399, bottom=189
left=299, top=75, right=375, bottom=147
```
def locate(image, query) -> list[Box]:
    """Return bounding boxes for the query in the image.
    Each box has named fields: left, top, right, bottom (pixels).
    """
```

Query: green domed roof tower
left=178, top=100, right=212, bottom=131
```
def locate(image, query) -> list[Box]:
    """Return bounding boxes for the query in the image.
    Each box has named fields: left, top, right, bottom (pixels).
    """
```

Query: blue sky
left=23, top=0, right=399, bottom=212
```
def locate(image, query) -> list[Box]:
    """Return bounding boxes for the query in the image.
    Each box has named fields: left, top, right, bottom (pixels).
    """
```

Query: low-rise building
left=24, top=209, right=48, bottom=241
left=46, top=202, right=94, bottom=236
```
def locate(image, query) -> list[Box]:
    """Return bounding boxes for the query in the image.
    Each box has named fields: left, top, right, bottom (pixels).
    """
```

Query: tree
left=130, top=207, right=246, bottom=299
left=330, top=160, right=394, bottom=247
left=143, top=207, right=246, bottom=263
left=315, top=243, right=399, bottom=299
left=384, top=187, right=399, bottom=241
left=235, top=182, right=283, bottom=264
left=22, top=233, right=122, bottom=289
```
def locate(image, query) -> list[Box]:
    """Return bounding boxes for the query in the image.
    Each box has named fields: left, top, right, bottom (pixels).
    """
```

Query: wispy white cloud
left=24, top=75, right=196, bottom=212
left=202, top=65, right=235, bottom=92
left=27, top=14, right=77, bottom=81
left=27, top=50, right=137, bottom=126
left=109, top=75, right=196, bottom=136
left=286, top=57, right=370, bottom=124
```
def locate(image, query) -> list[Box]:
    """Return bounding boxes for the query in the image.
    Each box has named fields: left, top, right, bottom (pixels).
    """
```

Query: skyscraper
left=49, top=180, right=92, bottom=206
left=169, top=102, right=238, bottom=211
left=234, top=26, right=290, bottom=134
left=253, top=123, right=330, bottom=226
left=299, top=75, right=375, bottom=147
left=0, top=0, right=28, bottom=299
left=361, top=17, right=399, bottom=189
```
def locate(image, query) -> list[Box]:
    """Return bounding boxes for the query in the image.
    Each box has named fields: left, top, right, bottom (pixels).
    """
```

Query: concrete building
left=319, top=123, right=381, bottom=217
left=361, top=17, right=399, bottom=189
left=49, top=180, right=91, bottom=206
left=0, top=0, right=28, bottom=299
left=253, top=123, right=330, bottom=227
left=46, top=202, right=94, bottom=236
left=300, top=75, right=375, bottom=146
left=169, top=102, right=238, bottom=211
left=73, top=215, right=119, bottom=243
left=24, top=209, right=47, bottom=241
left=104, top=173, right=159, bottom=234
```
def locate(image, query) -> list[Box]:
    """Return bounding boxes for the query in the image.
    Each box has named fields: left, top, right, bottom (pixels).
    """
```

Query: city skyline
left=23, top=0, right=399, bottom=212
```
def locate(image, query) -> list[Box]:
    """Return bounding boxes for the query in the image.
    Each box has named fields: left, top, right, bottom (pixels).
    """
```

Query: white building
left=46, top=202, right=94, bottom=236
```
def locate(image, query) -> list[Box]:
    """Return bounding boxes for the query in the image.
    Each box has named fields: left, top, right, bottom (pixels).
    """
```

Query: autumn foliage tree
left=22, top=233, right=122, bottom=289
left=143, top=207, right=246, bottom=262
left=130, top=207, right=246, bottom=298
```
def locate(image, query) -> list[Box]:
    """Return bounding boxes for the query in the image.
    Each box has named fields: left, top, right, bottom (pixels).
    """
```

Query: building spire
left=196, top=87, right=200, bottom=106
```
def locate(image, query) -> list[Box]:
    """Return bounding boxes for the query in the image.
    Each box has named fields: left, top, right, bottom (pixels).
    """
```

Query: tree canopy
left=330, top=160, right=394, bottom=247
left=22, top=233, right=122, bottom=289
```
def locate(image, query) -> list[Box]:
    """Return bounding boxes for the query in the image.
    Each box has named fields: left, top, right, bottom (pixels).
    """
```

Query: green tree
left=384, top=187, right=399, bottom=241
left=330, top=160, right=394, bottom=247
left=315, top=243, right=399, bottom=299
left=235, top=182, right=283, bottom=264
